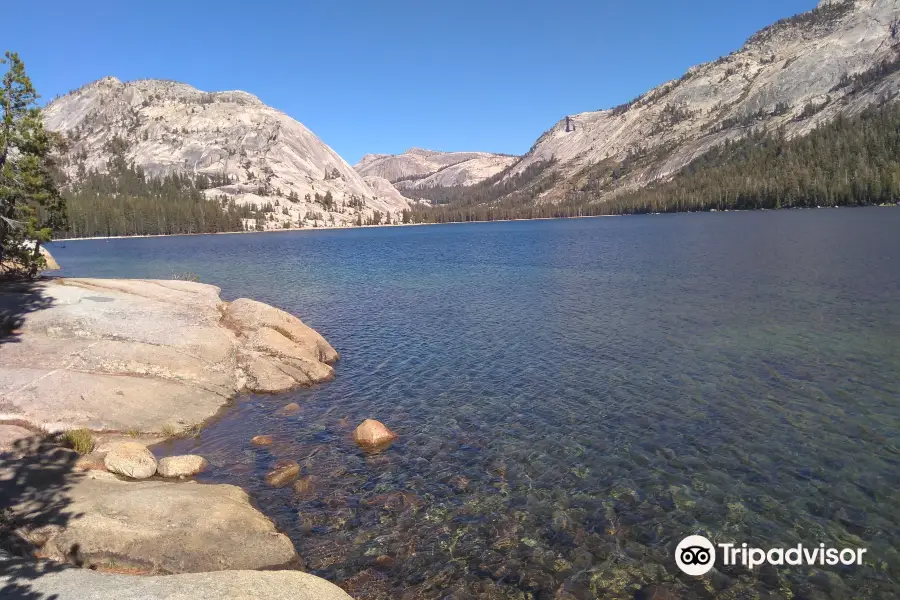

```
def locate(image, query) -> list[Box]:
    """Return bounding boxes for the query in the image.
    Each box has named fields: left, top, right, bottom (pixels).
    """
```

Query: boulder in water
left=276, top=402, right=301, bottom=416
left=353, top=419, right=397, bottom=453
left=265, top=461, right=300, bottom=487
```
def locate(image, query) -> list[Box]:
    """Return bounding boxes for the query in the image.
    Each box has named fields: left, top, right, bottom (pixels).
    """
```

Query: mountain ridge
left=354, top=148, right=518, bottom=189
left=44, top=77, right=413, bottom=229
left=42, top=0, right=900, bottom=228
left=491, top=0, right=900, bottom=205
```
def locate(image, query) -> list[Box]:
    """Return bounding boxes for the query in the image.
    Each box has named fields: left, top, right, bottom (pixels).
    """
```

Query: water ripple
left=54, top=209, right=900, bottom=599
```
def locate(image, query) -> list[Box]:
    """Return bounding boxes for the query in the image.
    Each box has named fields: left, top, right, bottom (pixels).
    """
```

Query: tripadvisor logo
left=675, top=535, right=868, bottom=576
left=675, top=535, right=716, bottom=576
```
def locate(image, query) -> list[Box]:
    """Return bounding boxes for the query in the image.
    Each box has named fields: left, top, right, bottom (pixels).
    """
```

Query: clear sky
left=7, top=0, right=815, bottom=165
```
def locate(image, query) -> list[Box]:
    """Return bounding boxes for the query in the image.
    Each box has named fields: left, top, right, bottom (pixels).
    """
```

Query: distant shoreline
left=53, top=214, right=618, bottom=242
left=52, top=204, right=896, bottom=242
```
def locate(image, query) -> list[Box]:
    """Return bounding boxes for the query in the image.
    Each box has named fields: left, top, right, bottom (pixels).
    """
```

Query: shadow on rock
left=0, top=436, right=82, bottom=599
left=0, top=281, right=54, bottom=345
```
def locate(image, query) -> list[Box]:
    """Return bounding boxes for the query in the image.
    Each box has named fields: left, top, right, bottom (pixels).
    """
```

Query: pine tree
left=0, top=51, right=66, bottom=278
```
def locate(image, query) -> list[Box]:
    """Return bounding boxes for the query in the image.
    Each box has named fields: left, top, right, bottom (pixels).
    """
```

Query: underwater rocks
left=276, top=402, right=301, bottom=416
left=447, top=475, right=470, bottom=493
left=353, top=419, right=398, bottom=452
left=251, top=435, right=275, bottom=446
left=293, top=476, right=316, bottom=498
left=265, top=460, right=301, bottom=487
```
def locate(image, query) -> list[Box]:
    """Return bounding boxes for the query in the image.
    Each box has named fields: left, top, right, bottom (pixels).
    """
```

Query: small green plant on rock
left=62, top=428, right=94, bottom=454
left=160, top=424, right=181, bottom=438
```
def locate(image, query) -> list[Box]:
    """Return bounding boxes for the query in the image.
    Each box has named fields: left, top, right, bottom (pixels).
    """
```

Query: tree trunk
left=27, top=241, right=42, bottom=279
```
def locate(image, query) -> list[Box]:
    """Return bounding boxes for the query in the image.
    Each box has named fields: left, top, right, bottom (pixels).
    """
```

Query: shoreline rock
left=1, top=446, right=301, bottom=575
left=0, top=279, right=344, bottom=596
left=103, top=441, right=158, bottom=479
left=0, top=278, right=339, bottom=436
left=157, top=455, right=208, bottom=478
left=0, top=550, right=353, bottom=599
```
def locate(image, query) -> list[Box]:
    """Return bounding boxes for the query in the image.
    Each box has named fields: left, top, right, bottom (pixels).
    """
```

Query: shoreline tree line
left=406, top=100, right=900, bottom=224
left=5, top=48, right=900, bottom=264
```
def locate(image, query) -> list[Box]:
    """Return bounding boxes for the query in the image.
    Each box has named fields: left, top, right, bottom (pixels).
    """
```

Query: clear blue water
left=51, top=209, right=900, bottom=599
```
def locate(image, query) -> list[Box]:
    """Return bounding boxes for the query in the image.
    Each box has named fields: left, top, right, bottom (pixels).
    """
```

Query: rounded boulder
left=157, top=455, right=209, bottom=478
left=353, top=419, right=398, bottom=453
left=103, top=441, right=158, bottom=479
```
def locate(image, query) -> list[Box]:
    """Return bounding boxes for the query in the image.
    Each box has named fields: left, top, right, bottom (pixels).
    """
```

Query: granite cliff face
left=503, top=0, right=900, bottom=202
left=43, top=78, right=411, bottom=228
left=355, top=147, right=518, bottom=189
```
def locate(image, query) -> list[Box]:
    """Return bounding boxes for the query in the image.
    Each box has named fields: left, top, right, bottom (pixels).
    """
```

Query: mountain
left=44, top=77, right=411, bottom=229
left=410, top=0, right=900, bottom=213
left=354, top=148, right=518, bottom=189
left=363, top=176, right=419, bottom=210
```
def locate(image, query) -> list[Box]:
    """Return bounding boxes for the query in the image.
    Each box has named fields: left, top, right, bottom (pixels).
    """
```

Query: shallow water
left=53, top=209, right=900, bottom=599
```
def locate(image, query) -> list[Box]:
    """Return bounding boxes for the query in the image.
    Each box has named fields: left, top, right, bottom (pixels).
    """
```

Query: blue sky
left=8, top=0, right=814, bottom=164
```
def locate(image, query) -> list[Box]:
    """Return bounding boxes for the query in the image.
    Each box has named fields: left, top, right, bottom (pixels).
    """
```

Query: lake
left=51, top=209, right=900, bottom=599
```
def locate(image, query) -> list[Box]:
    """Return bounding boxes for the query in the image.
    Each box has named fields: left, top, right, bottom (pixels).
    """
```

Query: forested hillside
left=408, top=101, right=900, bottom=223
left=481, top=0, right=900, bottom=210
left=57, top=139, right=255, bottom=238
left=44, top=76, right=411, bottom=231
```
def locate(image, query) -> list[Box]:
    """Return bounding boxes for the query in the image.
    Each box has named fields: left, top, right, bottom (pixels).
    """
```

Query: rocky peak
left=355, top=147, right=518, bottom=188
left=405, top=147, right=437, bottom=156
left=502, top=0, right=900, bottom=203
left=96, top=75, right=122, bottom=86
left=44, top=78, right=412, bottom=229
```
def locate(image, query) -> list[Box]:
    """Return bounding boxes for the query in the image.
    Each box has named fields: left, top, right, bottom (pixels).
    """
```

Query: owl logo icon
left=675, top=535, right=716, bottom=576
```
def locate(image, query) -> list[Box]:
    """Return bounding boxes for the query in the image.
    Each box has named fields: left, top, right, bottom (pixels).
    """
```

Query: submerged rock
left=293, top=476, right=316, bottom=498
left=251, top=435, right=274, bottom=446
left=448, top=475, right=470, bottom=493
left=265, top=461, right=300, bottom=487
left=353, top=419, right=398, bottom=453
left=103, top=441, right=157, bottom=479
left=157, top=455, right=208, bottom=478
left=276, top=402, right=301, bottom=416
left=636, top=584, right=681, bottom=600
